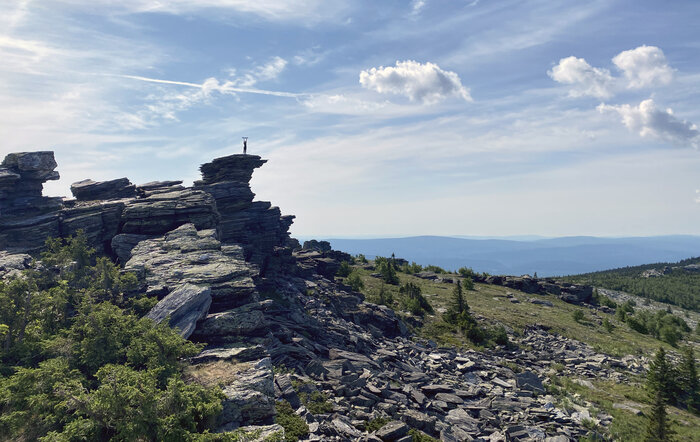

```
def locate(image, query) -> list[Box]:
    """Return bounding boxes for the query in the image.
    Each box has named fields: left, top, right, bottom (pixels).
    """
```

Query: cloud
left=115, top=73, right=304, bottom=123
left=597, top=99, right=699, bottom=148
left=232, top=56, right=287, bottom=87
left=411, top=0, right=426, bottom=15
left=359, top=60, right=472, bottom=104
left=548, top=56, right=614, bottom=99
left=612, top=45, right=673, bottom=89
left=549, top=46, right=674, bottom=97
left=54, top=0, right=351, bottom=24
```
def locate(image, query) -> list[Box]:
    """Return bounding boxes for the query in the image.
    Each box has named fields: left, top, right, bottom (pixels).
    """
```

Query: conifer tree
left=452, top=281, right=468, bottom=315
left=678, top=346, right=699, bottom=412
left=647, top=347, right=676, bottom=404
left=644, top=389, right=674, bottom=442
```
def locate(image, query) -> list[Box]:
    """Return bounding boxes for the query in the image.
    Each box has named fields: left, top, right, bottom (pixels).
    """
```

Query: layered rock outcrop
left=0, top=152, right=293, bottom=269
left=194, top=154, right=295, bottom=273
left=0, top=152, right=62, bottom=252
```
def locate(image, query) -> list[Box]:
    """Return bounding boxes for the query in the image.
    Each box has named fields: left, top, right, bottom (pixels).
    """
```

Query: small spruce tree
left=678, top=346, right=699, bottom=412
left=647, top=347, right=677, bottom=405
left=462, top=276, right=474, bottom=291
left=644, top=389, right=674, bottom=442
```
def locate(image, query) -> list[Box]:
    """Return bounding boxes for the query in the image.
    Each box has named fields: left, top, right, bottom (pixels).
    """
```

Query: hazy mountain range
left=312, top=235, right=700, bottom=277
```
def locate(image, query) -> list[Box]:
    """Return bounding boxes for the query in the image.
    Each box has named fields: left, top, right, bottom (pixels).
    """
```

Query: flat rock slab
left=515, top=371, right=545, bottom=393
left=376, top=421, right=409, bottom=441
left=146, top=283, right=211, bottom=338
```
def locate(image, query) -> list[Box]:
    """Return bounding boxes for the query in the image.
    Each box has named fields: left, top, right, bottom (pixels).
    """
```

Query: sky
left=1, top=0, right=700, bottom=238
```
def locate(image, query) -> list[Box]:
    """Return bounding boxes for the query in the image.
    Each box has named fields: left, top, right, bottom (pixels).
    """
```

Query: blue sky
left=2, top=0, right=700, bottom=237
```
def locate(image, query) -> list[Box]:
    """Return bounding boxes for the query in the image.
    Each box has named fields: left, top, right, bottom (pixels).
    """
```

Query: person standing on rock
left=242, top=137, right=248, bottom=155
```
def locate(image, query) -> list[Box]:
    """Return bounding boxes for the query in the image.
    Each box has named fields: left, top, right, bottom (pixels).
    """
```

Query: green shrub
left=408, top=428, right=439, bottom=441
left=346, top=272, right=364, bottom=292
left=572, top=310, right=585, bottom=323
left=375, top=257, right=400, bottom=285
left=336, top=261, right=352, bottom=277
left=0, top=234, right=222, bottom=440
left=462, top=277, right=474, bottom=291
left=490, top=325, right=509, bottom=346
left=424, top=265, right=447, bottom=274
left=603, top=318, right=614, bottom=332
left=299, top=391, right=333, bottom=414
left=275, top=400, right=309, bottom=442
left=458, top=267, right=476, bottom=278
left=365, top=417, right=390, bottom=432
left=399, top=282, right=433, bottom=315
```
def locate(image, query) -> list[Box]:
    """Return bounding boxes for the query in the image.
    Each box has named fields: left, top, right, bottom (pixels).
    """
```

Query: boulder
left=376, top=421, right=409, bottom=441
left=515, top=371, right=545, bottom=393
left=124, top=224, right=259, bottom=312
left=192, top=301, right=270, bottom=341
left=146, top=283, right=212, bottom=338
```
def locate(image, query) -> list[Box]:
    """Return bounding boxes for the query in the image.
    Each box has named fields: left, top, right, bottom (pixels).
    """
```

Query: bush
left=458, top=267, right=476, bottom=278
left=399, top=282, right=433, bottom=315
left=401, top=262, right=423, bottom=274
left=462, top=277, right=474, bottom=291
left=603, top=318, right=614, bottom=332
left=299, top=391, right=333, bottom=414
left=346, top=272, right=364, bottom=292
left=374, top=284, right=394, bottom=307
left=365, top=417, right=390, bottom=432
left=336, top=261, right=352, bottom=277
left=0, top=234, right=222, bottom=440
left=490, top=325, right=509, bottom=346
left=572, top=310, right=585, bottom=323
left=275, top=400, right=309, bottom=442
left=375, top=257, right=400, bottom=285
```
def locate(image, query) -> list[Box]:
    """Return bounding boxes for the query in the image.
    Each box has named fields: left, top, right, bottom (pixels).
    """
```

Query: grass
left=547, top=374, right=700, bottom=441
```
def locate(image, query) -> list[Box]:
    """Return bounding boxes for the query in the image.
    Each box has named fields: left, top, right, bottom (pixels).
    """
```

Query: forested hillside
left=565, top=257, right=700, bottom=312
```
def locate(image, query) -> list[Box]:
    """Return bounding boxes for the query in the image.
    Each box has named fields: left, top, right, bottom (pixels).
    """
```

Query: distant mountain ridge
left=320, top=235, right=700, bottom=277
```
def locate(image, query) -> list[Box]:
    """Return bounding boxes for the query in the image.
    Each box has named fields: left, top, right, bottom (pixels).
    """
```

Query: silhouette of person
left=243, top=139, right=247, bottom=154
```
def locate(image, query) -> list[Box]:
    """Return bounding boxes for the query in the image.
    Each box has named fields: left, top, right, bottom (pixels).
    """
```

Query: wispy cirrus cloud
left=52, top=0, right=353, bottom=24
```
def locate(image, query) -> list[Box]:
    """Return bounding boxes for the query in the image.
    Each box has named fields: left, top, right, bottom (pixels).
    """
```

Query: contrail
left=116, top=74, right=307, bottom=98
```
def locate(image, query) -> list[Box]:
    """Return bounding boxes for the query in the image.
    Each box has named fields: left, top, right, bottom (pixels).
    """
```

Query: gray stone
left=146, top=283, right=211, bottom=338
left=71, top=177, right=136, bottom=201
left=515, top=371, right=545, bottom=393
left=375, top=421, right=409, bottom=441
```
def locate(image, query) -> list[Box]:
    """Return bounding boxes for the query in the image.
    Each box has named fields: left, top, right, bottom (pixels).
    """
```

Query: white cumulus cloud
left=598, top=99, right=699, bottom=148
left=359, top=60, right=471, bottom=104
left=549, top=46, right=674, bottom=97
left=548, top=56, right=614, bottom=99
left=612, top=45, right=673, bottom=89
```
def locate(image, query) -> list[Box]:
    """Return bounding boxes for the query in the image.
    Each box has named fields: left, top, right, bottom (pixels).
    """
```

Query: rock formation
left=0, top=151, right=62, bottom=252
left=0, top=150, right=614, bottom=440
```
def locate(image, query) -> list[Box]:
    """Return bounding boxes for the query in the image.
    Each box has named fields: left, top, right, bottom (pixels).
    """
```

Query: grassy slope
left=345, top=266, right=700, bottom=441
